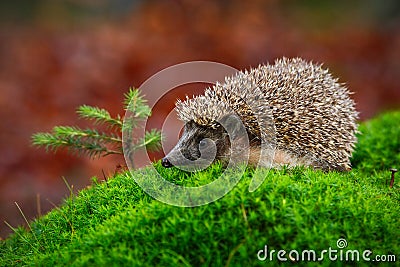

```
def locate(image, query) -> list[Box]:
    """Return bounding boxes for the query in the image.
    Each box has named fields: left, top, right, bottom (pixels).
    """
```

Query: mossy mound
left=352, top=110, right=400, bottom=171
left=1, top=111, right=399, bottom=266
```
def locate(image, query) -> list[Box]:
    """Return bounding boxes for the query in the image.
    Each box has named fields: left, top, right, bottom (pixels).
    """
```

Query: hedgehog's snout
left=161, top=122, right=227, bottom=170
left=161, top=157, right=173, bottom=168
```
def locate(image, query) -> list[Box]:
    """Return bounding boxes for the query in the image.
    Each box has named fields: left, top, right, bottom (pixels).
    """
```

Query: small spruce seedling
left=32, top=88, right=161, bottom=165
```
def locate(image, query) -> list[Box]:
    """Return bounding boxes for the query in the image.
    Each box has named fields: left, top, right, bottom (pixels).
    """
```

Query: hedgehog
left=161, top=57, right=358, bottom=171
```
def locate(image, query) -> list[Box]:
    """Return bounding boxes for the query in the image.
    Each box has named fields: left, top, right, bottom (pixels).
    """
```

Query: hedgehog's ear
left=219, top=114, right=246, bottom=140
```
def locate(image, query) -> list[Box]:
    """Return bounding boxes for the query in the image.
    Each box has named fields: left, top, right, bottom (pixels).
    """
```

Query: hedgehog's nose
left=161, top=157, right=173, bottom=168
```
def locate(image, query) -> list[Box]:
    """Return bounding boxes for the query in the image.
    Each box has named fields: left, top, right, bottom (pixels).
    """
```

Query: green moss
left=1, top=111, right=399, bottom=266
left=352, top=110, right=400, bottom=171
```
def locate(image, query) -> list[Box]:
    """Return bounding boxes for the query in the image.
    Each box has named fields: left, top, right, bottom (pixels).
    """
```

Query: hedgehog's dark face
left=162, top=117, right=248, bottom=169
left=161, top=120, right=231, bottom=170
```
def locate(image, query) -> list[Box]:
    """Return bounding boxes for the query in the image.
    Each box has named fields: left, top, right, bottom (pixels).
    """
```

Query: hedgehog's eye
left=199, top=138, right=214, bottom=150
left=199, top=139, right=208, bottom=149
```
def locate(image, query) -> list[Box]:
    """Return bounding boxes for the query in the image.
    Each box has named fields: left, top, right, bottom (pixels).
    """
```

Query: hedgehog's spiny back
left=261, top=58, right=358, bottom=170
left=176, top=58, right=358, bottom=171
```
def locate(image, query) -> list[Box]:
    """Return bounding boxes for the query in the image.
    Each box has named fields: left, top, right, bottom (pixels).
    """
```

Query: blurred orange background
left=0, top=0, right=399, bottom=238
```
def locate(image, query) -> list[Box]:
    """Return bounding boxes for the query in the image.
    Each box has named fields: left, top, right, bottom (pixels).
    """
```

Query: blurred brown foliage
left=0, top=0, right=399, bottom=238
